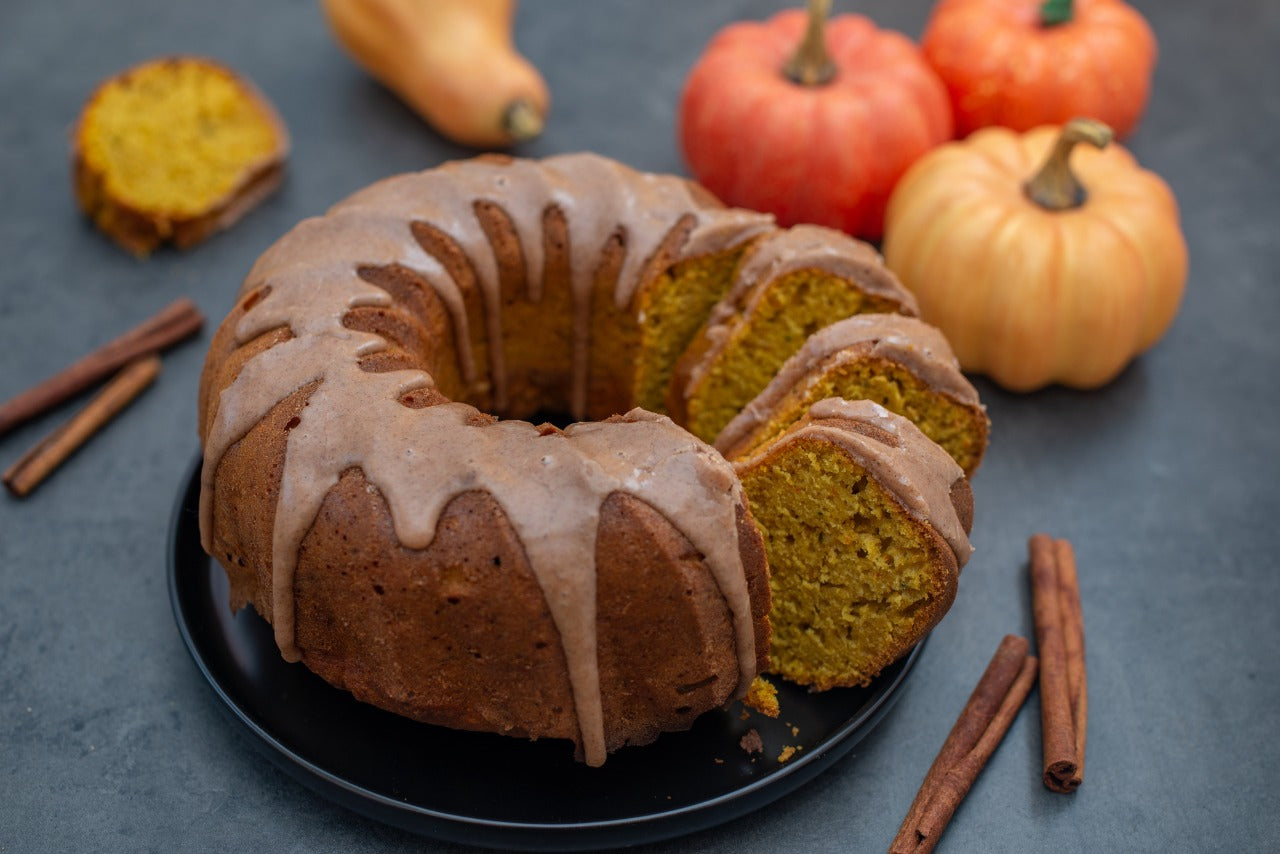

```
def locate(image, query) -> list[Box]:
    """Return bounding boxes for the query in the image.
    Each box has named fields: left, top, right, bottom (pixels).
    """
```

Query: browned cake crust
left=73, top=158, right=286, bottom=255
left=206, top=379, right=770, bottom=756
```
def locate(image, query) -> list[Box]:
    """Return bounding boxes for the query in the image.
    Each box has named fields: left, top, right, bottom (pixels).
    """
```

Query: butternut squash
left=321, top=0, right=549, bottom=147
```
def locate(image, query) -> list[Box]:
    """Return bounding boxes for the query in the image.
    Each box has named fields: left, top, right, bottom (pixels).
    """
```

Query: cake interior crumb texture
left=740, top=439, right=952, bottom=690
left=685, top=270, right=903, bottom=442
left=79, top=58, right=282, bottom=217
left=731, top=358, right=987, bottom=476
left=634, top=249, right=746, bottom=414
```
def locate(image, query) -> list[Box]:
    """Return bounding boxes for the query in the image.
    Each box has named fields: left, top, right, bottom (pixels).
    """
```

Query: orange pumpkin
left=921, top=0, right=1157, bottom=139
left=882, top=119, right=1186, bottom=392
left=679, top=0, right=952, bottom=240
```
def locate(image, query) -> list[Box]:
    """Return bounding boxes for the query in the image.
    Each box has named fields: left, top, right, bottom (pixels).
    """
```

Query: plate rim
left=168, top=452, right=924, bottom=849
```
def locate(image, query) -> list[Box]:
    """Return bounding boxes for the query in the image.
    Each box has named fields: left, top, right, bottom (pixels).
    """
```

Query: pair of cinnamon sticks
left=1, top=299, right=204, bottom=496
left=890, top=534, right=1089, bottom=853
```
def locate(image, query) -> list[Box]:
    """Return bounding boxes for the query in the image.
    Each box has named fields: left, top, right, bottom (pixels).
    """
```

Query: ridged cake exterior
left=200, top=153, right=774, bottom=766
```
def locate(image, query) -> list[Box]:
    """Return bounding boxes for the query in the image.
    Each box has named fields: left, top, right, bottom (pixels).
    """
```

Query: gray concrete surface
left=1, top=1, right=1277, bottom=850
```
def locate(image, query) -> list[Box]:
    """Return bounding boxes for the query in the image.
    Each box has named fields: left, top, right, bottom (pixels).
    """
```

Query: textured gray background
left=2, top=0, right=1278, bottom=851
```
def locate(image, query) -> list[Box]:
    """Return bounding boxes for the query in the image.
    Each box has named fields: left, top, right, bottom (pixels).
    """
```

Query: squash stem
left=1040, top=0, right=1074, bottom=26
left=783, top=0, right=836, bottom=86
left=1024, top=118, right=1113, bottom=211
left=502, top=98, right=544, bottom=142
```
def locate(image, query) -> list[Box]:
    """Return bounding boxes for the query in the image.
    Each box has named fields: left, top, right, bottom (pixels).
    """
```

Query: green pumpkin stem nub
left=1024, top=118, right=1114, bottom=211
left=1040, top=0, right=1074, bottom=27
left=784, top=0, right=836, bottom=86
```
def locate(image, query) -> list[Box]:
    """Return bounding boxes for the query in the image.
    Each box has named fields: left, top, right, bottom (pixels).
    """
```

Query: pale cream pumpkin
left=883, top=119, right=1187, bottom=392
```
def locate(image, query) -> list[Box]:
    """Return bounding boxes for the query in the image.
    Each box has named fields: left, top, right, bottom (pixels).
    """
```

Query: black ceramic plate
left=169, top=455, right=922, bottom=851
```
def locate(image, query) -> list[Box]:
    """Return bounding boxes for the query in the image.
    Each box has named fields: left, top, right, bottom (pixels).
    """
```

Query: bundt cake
left=200, top=153, right=778, bottom=766
left=668, top=225, right=918, bottom=443
left=735, top=399, right=973, bottom=690
left=716, top=314, right=990, bottom=476
left=73, top=57, right=288, bottom=255
left=199, top=152, right=978, bottom=765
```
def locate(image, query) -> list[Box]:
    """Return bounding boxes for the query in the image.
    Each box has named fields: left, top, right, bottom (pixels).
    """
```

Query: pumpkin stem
left=1040, top=0, right=1074, bottom=26
left=783, top=0, right=836, bottom=86
left=1024, top=118, right=1114, bottom=211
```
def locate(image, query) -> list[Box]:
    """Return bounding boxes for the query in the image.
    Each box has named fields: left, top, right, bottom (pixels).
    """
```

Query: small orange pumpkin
left=921, top=0, right=1157, bottom=139
left=882, top=119, right=1187, bottom=392
left=679, top=0, right=952, bottom=240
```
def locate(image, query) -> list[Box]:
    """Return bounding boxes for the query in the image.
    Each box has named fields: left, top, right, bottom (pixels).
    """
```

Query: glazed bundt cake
left=735, top=399, right=973, bottom=690
left=669, top=225, right=918, bottom=443
left=199, top=152, right=979, bottom=765
left=716, top=314, right=990, bottom=476
left=200, top=153, right=775, bottom=766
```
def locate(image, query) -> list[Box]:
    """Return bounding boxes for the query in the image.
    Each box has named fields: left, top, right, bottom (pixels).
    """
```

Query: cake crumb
left=714, top=757, right=724, bottom=764
left=743, top=676, right=780, bottom=718
left=791, top=725, right=799, bottom=737
left=739, top=728, right=764, bottom=756
left=777, top=745, right=798, bottom=763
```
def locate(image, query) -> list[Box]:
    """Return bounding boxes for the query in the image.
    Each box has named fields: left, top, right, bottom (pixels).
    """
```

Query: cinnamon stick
left=914, top=655, right=1038, bottom=852
left=890, top=635, right=1038, bottom=854
left=1054, top=538, right=1088, bottom=783
left=1029, top=533, right=1082, bottom=792
left=3, top=356, right=160, bottom=497
left=0, top=298, right=202, bottom=438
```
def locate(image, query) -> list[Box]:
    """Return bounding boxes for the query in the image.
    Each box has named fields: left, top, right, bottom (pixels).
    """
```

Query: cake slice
left=668, top=224, right=917, bottom=442
left=73, top=56, right=289, bottom=255
left=716, top=314, right=989, bottom=476
left=736, top=398, right=973, bottom=689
